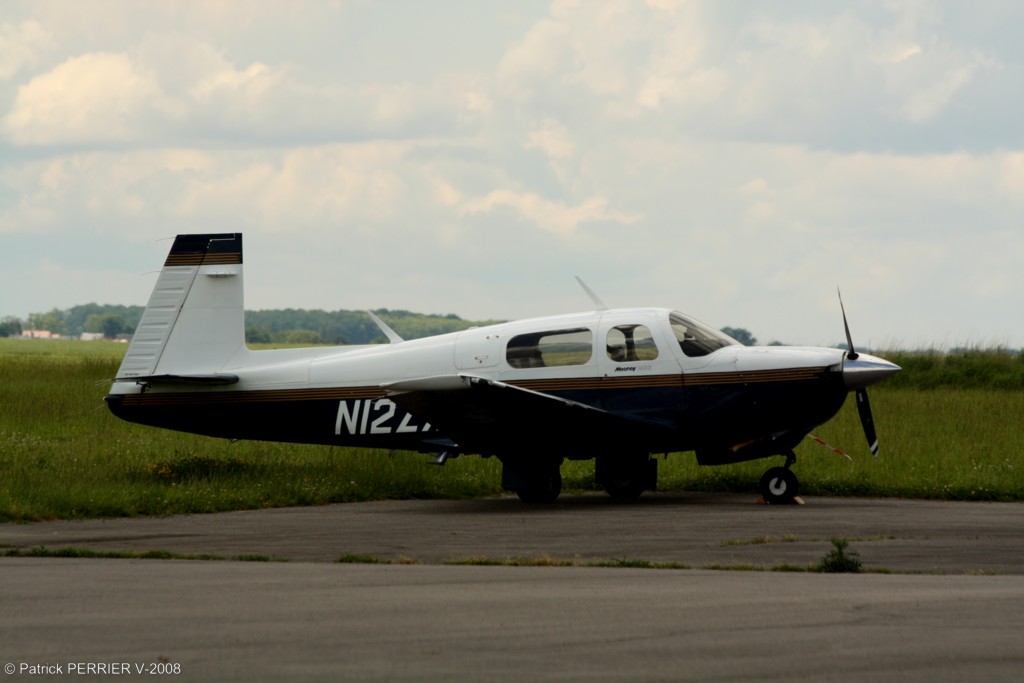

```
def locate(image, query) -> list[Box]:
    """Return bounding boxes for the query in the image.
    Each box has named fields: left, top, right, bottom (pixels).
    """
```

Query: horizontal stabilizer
left=121, top=374, right=240, bottom=386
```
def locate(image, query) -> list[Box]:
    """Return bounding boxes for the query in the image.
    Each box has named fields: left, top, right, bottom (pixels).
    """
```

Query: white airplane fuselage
left=105, top=233, right=900, bottom=502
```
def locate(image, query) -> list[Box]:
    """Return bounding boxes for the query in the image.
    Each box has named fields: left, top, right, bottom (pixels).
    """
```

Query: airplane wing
left=383, top=375, right=676, bottom=457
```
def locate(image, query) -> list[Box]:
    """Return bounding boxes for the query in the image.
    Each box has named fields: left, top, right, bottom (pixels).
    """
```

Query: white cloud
left=998, top=152, right=1024, bottom=198
left=0, top=20, right=54, bottom=81
left=496, top=18, right=573, bottom=101
left=526, top=118, right=574, bottom=160
left=873, top=43, right=922, bottom=65
left=897, top=63, right=975, bottom=123
left=176, top=143, right=416, bottom=231
left=3, top=52, right=169, bottom=144
left=525, top=118, right=576, bottom=184
left=459, top=189, right=643, bottom=236
left=1, top=31, right=474, bottom=148
left=1, top=1, right=1022, bottom=346
left=742, top=18, right=833, bottom=59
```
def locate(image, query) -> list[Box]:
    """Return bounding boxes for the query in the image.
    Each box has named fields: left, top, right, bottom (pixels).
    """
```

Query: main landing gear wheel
left=759, top=467, right=799, bottom=504
left=596, top=456, right=657, bottom=500
left=603, top=477, right=647, bottom=501
left=515, top=468, right=563, bottom=504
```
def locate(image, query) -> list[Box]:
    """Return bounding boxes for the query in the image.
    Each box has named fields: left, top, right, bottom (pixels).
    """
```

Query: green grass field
left=1, top=339, right=1021, bottom=521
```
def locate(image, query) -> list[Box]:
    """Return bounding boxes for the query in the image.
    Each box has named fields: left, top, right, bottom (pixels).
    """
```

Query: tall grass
left=1, top=339, right=1021, bottom=521
left=885, top=350, right=1024, bottom=390
left=0, top=339, right=502, bottom=521
left=647, top=388, right=1024, bottom=501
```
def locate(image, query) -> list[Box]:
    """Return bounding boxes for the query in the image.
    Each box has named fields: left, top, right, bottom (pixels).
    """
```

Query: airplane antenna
left=575, top=276, right=609, bottom=311
left=365, top=310, right=404, bottom=343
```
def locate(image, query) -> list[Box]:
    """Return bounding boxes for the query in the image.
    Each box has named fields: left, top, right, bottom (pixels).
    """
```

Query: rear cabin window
left=606, top=325, right=659, bottom=362
left=506, top=328, right=593, bottom=368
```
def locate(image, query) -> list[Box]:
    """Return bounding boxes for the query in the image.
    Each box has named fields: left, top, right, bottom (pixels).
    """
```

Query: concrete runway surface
left=3, top=493, right=1023, bottom=681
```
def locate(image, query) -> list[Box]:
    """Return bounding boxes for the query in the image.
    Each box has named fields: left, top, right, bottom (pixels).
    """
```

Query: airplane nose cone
left=843, top=353, right=901, bottom=389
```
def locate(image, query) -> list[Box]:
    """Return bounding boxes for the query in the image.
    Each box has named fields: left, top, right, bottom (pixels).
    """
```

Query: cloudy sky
left=2, top=0, right=1022, bottom=349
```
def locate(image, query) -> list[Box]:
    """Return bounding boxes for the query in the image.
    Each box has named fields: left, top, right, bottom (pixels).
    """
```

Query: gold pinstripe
left=681, top=367, right=826, bottom=385
left=120, top=366, right=826, bottom=406
left=121, top=385, right=385, bottom=406
left=511, top=367, right=826, bottom=392
left=163, top=251, right=242, bottom=266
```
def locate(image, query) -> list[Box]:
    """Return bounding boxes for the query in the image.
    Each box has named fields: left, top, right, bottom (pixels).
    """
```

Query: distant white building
left=80, top=332, right=105, bottom=341
left=22, top=330, right=59, bottom=339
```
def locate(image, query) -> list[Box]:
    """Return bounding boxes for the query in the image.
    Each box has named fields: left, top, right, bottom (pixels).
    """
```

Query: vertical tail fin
left=115, top=233, right=249, bottom=380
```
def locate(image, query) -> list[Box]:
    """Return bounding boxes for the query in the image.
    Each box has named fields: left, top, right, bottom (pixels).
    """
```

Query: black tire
left=597, top=456, right=655, bottom=500
left=602, top=475, right=647, bottom=500
left=759, top=467, right=799, bottom=504
left=515, top=469, right=562, bottom=504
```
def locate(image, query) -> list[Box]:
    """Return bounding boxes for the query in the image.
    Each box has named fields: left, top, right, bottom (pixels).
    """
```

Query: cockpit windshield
left=669, top=312, right=738, bottom=357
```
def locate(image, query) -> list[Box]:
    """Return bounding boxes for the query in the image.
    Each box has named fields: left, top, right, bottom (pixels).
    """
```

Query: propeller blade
left=837, top=288, right=858, bottom=360
left=855, top=388, right=879, bottom=456
left=838, top=290, right=893, bottom=456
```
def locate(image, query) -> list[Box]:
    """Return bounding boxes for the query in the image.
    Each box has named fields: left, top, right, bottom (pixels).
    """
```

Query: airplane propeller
left=854, top=386, right=879, bottom=456
left=838, top=290, right=893, bottom=457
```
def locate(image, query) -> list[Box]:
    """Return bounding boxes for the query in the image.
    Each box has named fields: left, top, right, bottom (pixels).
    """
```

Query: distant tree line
left=2, top=301, right=777, bottom=348
left=1, top=303, right=501, bottom=344
left=720, top=326, right=757, bottom=346
left=3, top=304, right=764, bottom=347
left=1, top=304, right=144, bottom=339
left=244, top=308, right=503, bottom=344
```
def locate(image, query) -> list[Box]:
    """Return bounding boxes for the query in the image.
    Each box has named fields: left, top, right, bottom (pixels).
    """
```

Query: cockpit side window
left=606, top=325, right=659, bottom=362
left=670, top=313, right=736, bottom=357
left=506, top=328, right=593, bottom=368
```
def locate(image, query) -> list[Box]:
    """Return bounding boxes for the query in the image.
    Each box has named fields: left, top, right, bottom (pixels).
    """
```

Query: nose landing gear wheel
left=759, top=466, right=799, bottom=504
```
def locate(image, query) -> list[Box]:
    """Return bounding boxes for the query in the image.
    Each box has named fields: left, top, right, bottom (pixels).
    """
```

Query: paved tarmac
left=2, top=494, right=1023, bottom=681
left=3, top=492, right=1022, bottom=572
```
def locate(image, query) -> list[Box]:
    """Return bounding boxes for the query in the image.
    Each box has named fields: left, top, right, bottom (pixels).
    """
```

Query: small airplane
left=105, top=233, right=900, bottom=504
